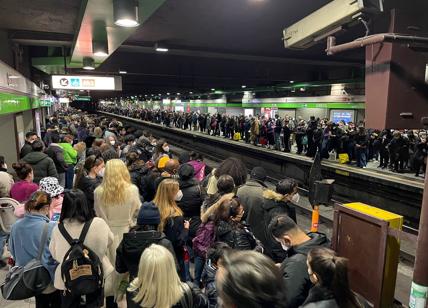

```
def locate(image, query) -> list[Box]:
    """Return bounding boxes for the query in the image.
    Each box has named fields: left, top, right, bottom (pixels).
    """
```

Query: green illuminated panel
left=242, top=102, right=365, bottom=109
left=0, top=93, right=43, bottom=115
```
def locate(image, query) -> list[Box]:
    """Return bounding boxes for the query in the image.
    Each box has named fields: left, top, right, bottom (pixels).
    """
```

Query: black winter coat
left=215, top=220, right=261, bottom=251
left=21, top=151, right=58, bottom=184
left=280, top=233, right=330, bottom=308
left=45, top=144, right=68, bottom=173
left=116, top=229, right=176, bottom=280
left=300, top=286, right=339, bottom=308
left=75, top=175, right=102, bottom=216
left=127, top=282, right=209, bottom=308
left=164, top=215, right=189, bottom=259
left=178, top=179, right=206, bottom=238
left=20, top=142, right=33, bottom=159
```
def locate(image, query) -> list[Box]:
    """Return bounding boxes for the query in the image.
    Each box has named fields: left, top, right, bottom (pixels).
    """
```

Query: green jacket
left=59, top=142, right=77, bottom=165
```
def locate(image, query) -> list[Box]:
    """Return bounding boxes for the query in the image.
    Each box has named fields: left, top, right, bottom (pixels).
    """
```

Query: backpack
left=58, top=219, right=104, bottom=296
left=192, top=221, right=215, bottom=258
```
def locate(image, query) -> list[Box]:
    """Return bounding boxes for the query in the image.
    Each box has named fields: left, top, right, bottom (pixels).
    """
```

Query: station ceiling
left=1, top=0, right=378, bottom=96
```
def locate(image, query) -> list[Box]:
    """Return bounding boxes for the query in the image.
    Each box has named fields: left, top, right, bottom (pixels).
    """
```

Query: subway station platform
left=100, top=111, right=424, bottom=230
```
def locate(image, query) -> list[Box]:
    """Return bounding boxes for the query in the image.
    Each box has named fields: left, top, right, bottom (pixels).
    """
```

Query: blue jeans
left=274, top=132, right=281, bottom=150
left=356, top=147, right=367, bottom=167
left=65, top=165, right=75, bottom=189
left=194, top=255, right=205, bottom=285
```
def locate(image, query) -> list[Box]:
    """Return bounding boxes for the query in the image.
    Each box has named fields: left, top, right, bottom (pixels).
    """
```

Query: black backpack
left=58, top=219, right=103, bottom=296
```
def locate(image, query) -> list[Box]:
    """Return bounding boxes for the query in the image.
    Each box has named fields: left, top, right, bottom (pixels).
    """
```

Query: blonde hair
left=93, top=127, right=103, bottom=138
left=130, top=244, right=184, bottom=308
left=153, top=179, right=182, bottom=231
left=98, top=159, right=132, bottom=205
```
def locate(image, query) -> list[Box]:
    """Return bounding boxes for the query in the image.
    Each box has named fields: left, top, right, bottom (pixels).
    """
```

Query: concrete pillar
left=365, top=8, right=428, bottom=129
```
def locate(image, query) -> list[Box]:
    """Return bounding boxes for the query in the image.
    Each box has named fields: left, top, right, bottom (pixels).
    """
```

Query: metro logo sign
left=52, top=75, right=121, bottom=90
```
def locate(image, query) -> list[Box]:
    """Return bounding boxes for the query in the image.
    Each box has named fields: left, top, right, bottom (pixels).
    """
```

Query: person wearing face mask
left=151, top=179, right=190, bottom=281
left=59, top=135, right=78, bottom=189
left=74, top=155, right=105, bottom=216
left=252, top=178, right=299, bottom=263
left=268, top=214, right=330, bottom=308
left=213, top=198, right=263, bottom=252
left=152, top=139, right=172, bottom=162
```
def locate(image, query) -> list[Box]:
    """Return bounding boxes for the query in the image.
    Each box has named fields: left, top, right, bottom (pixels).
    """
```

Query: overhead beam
left=70, top=0, right=167, bottom=68
left=119, top=44, right=363, bottom=68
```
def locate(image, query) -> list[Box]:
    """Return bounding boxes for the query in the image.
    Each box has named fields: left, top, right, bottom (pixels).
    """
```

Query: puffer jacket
left=178, top=179, right=205, bottom=217
left=116, top=228, right=176, bottom=280
left=128, top=163, right=147, bottom=198
left=21, top=151, right=58, bottom=184
left=215, top=220, right=262, bottom=251
left=178, top=179, right=206, bottom=238
left=201, top=261, right=218, bottom=308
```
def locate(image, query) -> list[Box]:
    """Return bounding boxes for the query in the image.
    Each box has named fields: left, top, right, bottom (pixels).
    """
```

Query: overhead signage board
left=51, top=75, right=122, bottom=90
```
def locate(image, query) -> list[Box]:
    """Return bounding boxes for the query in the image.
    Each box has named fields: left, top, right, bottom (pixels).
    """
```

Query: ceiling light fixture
left=113, top=0, right=140, bottom=27
left=290, top=80, right=295, bottom=84
left=119, top=70, right=127, bottom=74
left=92, top=20, right=109, bottom=56
left=211, top=88, right=215, bottom=91
left=241, top=85, right=247, bottom=88
left=82, top=57, right=95, bottom=70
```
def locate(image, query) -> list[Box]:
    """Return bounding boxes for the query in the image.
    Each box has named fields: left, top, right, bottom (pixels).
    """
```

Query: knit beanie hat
left=137, top=202, right=161, bottom=226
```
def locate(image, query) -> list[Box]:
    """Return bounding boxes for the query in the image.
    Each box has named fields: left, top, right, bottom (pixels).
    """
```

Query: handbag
left=0, top=198, right=19, bottom=233
left=1, top=223, right=51, bottom=300
left=338, top=153, right=350, bottom=164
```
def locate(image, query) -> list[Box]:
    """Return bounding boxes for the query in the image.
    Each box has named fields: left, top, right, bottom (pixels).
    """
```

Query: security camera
left=283, top=0, right=383, bottom=49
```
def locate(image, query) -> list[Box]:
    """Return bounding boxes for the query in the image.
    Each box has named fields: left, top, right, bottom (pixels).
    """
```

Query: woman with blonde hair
left=128, top=244, right=208, bottom=308
left=94, top=158, right=141, bottom=308
left=149, top=179, right=189, bottom=280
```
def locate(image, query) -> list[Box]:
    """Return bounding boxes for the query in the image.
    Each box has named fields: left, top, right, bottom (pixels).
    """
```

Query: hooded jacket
left=21, top=151, right=58, bottom=184
left=257, top=190, right=297, bottom=262
left=45, top=143, right=68, bottom=173
left=116, top=229, right=176, bottom=280
left=280, top=233, right=330, bottom=308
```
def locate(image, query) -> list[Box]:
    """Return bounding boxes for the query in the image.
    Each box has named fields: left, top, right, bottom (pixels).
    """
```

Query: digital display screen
left=331, top=111, right=353, bottom=123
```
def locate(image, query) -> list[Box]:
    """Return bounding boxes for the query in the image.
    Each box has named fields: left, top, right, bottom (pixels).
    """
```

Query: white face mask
left=280, top=240, right=290, bottom=252
left=175, top=190, right=183, bottom=201
left=163, top=146, right=170, bottom=153
left=291, top=193, right=300, bottom=204
left=110, top=140, right=116, bottom=146
left=97, top=167, right=105, bottom=178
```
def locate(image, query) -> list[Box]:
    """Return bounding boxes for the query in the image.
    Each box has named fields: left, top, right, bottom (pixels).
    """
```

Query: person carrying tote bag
left=6, top=191, right=60, bottom=308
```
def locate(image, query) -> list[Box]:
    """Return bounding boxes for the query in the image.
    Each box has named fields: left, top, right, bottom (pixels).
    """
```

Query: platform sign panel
left=52, top=75, right=121, bottom=90
left=331, top=110, right=354, bottom=124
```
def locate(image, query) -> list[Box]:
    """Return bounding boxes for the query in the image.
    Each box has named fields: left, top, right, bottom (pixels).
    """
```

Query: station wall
left=0, top=114, right=19, bottom=170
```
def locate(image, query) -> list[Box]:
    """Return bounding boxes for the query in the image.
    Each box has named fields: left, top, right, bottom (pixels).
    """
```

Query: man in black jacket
left=269, top=215, right=330, bottom=308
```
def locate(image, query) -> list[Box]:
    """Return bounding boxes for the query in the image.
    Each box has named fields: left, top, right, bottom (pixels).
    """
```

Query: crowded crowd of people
left=0, top=108, right=374, bottom=307
left=102, top=105, right=427, bottom=176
